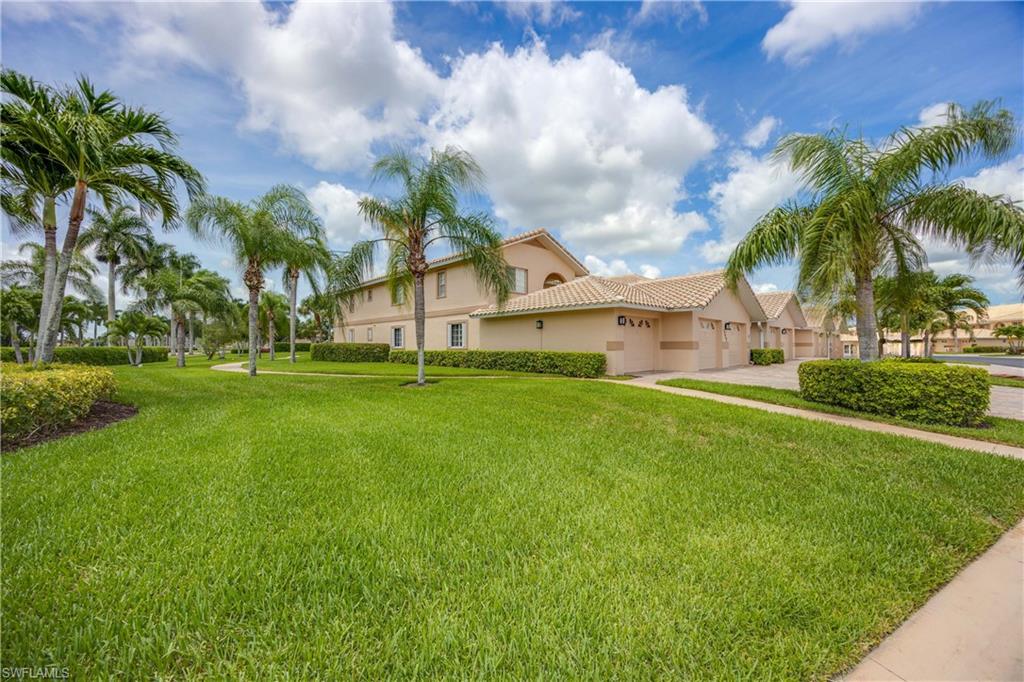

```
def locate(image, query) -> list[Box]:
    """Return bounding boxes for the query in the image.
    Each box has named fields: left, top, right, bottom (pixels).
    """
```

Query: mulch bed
left=2, top=401, right=138, bottom=454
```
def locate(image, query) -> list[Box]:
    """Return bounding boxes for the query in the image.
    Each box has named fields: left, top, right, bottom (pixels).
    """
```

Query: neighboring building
left=802, top=305, right=844, bottom=359
left=754, top=291, right=809, bottom=360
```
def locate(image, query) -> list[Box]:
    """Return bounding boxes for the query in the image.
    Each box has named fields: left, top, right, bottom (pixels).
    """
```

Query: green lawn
left=229, top=352, right=550, bottom=377
left=657, top=377, right=1024, bottom=447
left=989, top=375, right=1024, bottom=389
left=3, top=359, right=1024, bottom=678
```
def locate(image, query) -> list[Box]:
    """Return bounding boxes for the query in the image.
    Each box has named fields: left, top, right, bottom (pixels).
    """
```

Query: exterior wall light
left=724, top=322, right=733, bottom=330
left=536, top=320, right=544, bottom=329
left=617, top=315, right=627, bottom=326
left=781, top=328, right=788, bottom=335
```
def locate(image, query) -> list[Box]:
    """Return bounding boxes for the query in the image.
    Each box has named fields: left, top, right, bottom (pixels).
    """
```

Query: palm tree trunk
left=176, top=318, right=186, bottom=368
left=34, top=199, right=60, bottom=364
left=247, top=288, right=259, bottom=377
left=900, top=312, right=910, bottom=358
left=9, top=323, right=23, bottom=364
left=268, top=313, right=276, bottom=361
left=39, top=181, right=88, bottom=363
left=289, top=271, right=299, bottom=363
left=854, top=272, right=879, bottom=361
left=107, top=259, right=117, bottom=321
left=414, top=274, right=426, bottom=386
left=188, top=313, right=195, bottom=352
left=951, top=326, right=958, bottom=353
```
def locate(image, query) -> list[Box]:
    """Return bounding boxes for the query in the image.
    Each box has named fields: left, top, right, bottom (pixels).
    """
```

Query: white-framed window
left=366, top=327, right=373, bottom=342
left=391, top=326, right=405, bottom=348
left=392, top=287, right=405, bottom=306
left=347, top=329, right=355, bottom=343
left=437, top=270, right=447, bottom=299
left=447, top=322, right=465, bottom=349
left=508, top=266, right=527, bottom=294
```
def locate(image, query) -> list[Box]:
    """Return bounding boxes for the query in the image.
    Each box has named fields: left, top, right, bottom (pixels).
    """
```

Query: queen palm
left=142, top=268, right=231, bottom=367
left=186, top=185, right=322, bottom=376
left=1, top=69, right=204, bottom=363
left=282, top=235, right=329, bottom=363
left=340, top=147, right=511, bottom=386
left=1, top=242, right=101, bottom=301
left=931, top=273, right=989, bottom=353
left=726, top=101, right=1021, bottom=360
left=78, top=205, right=153, bottom=321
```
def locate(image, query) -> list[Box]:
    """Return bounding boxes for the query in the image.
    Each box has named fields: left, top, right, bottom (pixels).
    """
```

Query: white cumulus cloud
left=962, top=154, right=1024, bottom=202
left=742, top=115, right=780, bottom=148
left=763, top=2, right=922, bottom=65
left=917, top=102, right=953, bottom=128
left=305, top=182, right=372, bottom=248
left=701, top=150, right=802, bottom=263
left=430, top=42, right=717, bottom=256
left=584, top=255, right=662, bottom=279
left=751, top=282, right=779, bottom=294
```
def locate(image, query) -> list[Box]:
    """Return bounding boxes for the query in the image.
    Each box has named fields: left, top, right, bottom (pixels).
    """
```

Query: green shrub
left=885, top=356, right=939, bottom=363
left=750, top=348, right=784, bottom=365
left=273, top=342, right=311, bottom=353
left=311, top=342, right=390, bottom=363
left=0, top=346, right=168, bottom=365
left=1, top=363, right=118, bottom=444
left=798, top=359, right=989, bottom=426
left=389, top=349, right=606, bottom=378
left=963, top=345, right=1006, bottom=353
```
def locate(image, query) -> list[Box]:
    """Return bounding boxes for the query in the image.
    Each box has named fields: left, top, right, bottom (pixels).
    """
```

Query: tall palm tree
left=726, top=101, right=1020, bottom=360
left=1, top=69, right=205, bottom=363
left=340, top=147, right=511, bottom=386
left=931, top=273, right=989, bottom=353
left=78, top=205, right=153, bottom=321
left=259, top=290, right=288, bottom=361
left=282, top=235, right=329, bottom=363
left=186, top=185, right=321, bottom=376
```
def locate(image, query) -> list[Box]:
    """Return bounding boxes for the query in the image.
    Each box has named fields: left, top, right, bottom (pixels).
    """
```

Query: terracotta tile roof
left=755, top=291, right=797, bottom=320
left=472, top=270, right=731, bottom=317
left=802, top=305, right=831, bottom=329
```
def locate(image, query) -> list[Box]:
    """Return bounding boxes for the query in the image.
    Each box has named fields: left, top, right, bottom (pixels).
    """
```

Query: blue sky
left=3, top=1, right=1023, bottom=303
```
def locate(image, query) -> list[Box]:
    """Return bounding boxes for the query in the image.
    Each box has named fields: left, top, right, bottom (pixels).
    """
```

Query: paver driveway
left=635, top=360, right=1024, bottom=421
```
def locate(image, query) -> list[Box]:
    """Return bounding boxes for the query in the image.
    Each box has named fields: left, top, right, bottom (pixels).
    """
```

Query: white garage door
left=698, top=318, right=718, bottom=369
left=624, top=317, right=656, bottom=373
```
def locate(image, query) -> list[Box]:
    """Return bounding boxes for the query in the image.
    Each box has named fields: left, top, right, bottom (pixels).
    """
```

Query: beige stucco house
left=753, top=291, right=810, bottom=360
left=335, top=229, right=837, bottom=374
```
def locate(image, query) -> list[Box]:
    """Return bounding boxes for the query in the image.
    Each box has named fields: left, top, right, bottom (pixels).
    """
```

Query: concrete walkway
left=637, top=361, right=1023, bottom=421
left=616, top=378, right=1024, bottom=459
left=841, top=521, right=1024, bottom=681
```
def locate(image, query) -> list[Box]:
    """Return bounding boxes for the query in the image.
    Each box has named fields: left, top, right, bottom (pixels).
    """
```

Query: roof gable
left=755, top=291, right=808, bottom=327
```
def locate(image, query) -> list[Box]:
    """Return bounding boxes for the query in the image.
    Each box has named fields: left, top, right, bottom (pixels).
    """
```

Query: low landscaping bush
left=798, top=359, right=989, bottom=426
left=389, top=349, right=606, bottom=378
left=311, top=342, right=390, bottom=363
left=750, top=348, right=784, bottom=365
left=885, top=356, right=939, bottom=363
left=0, top=346, right=168, bottom=365
left=273, top=342, right=311, bottom=353
left=963, top=345, right=1006, bottom=353
left=1, top=363, right=117, bottom=445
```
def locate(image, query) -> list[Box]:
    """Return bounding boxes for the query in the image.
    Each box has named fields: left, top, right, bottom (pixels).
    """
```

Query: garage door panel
left=624, top=317, right=656, bottom=373
left=698, top=318, right=718, bottom=369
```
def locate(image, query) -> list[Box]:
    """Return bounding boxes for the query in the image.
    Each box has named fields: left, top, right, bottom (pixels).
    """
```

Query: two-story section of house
left=333, top=229, right=589, bottom=352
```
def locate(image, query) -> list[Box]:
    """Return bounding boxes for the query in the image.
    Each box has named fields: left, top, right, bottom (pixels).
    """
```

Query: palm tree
left=185, top=185, right=322, bottom=377
left=108, top=310, right=168, bottom=366
left=931, top=273, right=989, bottom=353
left=726, top=101, right=1020, bottom=360
left=282, top=235, right=329, bottom=363
left=1, top=285, right=36, bottom=363
left=1, top=69, right=204, bottom=363
left=2, top=242, right=101, bottom=300
left=300, top=292, right=335, bottom=342
left=78, top=205, right=153, bottom=321
left=141, top=268, right=231, bottom=367
left=340, top=147, right=511, bottom=386
left=874, top=270, right=936, bottom=358
left=259, top=290, right=288, bottom=361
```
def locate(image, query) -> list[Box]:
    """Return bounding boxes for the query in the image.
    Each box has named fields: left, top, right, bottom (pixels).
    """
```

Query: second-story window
left=367, top=288, right=373, bottom=302
left=392, top=287, right=405, bottom=306
left=437, top=270, right=447, bottom=299
left=508, top=267, right=527, bottom=294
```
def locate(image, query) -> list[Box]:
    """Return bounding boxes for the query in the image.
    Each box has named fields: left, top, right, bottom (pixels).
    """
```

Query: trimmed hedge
left=798, top=359, right=989, bottom=426
left=1, top=363, right=118, bottom=444
left=963, top=345, right=1006, bottom=353
left=750, top=348, right=784, bottom=365
left=389, top=349, right=606, bottom=378
left=886, top=356, right=939, bottom=364
left=0, top=346, right=169, bottom=365
left=311, top=342, right=390, bottom=363
left=273, top=342, right=311, bottom=353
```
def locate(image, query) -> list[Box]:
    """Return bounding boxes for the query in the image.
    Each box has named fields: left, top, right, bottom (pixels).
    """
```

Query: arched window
left=543, top=273, right=566, bottom=288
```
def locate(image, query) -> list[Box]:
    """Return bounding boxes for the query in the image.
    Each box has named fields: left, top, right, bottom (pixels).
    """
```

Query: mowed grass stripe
left=2, top=360, right=1022, bottom=678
